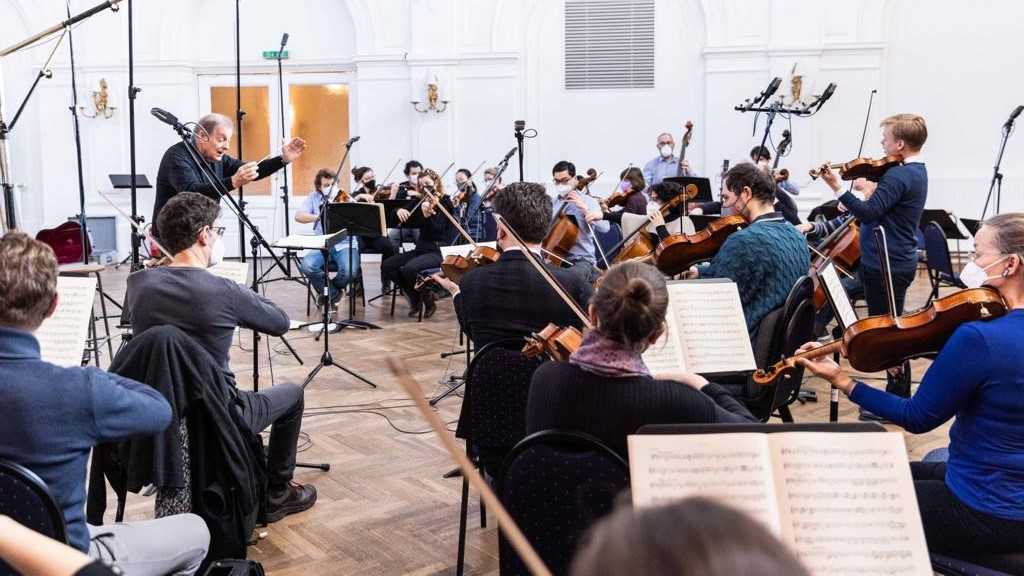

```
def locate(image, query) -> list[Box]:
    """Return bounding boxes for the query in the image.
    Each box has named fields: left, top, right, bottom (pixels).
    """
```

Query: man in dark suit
left=431, top=182, right=592, bottom=348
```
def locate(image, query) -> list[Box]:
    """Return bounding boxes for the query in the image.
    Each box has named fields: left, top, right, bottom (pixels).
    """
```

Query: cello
left=541, top=168, right=599, bottom=265
left=609, top=184, right=698, bottom=267
left=492, top=213, right=593, bottom=362
left=754, top=227, right=1008, bottom=384
left=808, top=216, right=860, bottom=310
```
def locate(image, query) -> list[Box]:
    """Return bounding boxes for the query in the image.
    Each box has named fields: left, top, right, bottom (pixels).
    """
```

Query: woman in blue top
left=798, top=212, right=1024, bottom=556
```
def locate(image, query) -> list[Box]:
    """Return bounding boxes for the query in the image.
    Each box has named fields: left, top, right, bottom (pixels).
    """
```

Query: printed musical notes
left=208, top=260, right=249, bottom=286
left=628, top=431, right=931, bottom=576
left=37, top=276, right=96, bottom=367
left=642, top=279, right=756, bottom=375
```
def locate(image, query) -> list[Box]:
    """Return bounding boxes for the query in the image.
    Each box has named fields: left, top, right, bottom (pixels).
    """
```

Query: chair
left=453, top=337, right=545, bottom=576
left=593, top=222, right=622, bottom=267
left=931, top=553, right=1024, bottom=575
left=497, top=430, right=629, bottom=576
left=482, top=209, right=498, bottom=242
left=746, top=275, right=816, bottom=422
left=0, top=459, right=67, bottom=574
left=923, top=221, right=966, bottom=304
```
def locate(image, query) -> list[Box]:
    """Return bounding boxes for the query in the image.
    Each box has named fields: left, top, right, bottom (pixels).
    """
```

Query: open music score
left=439, top=241, right=498, bottom=259
left=628, top=432, right=931, bottom=576
left=208, top=260, right=250, bottom=286
left=37, top=275, right=96, bottom=367
left=642, top=279, right=756, bottom=375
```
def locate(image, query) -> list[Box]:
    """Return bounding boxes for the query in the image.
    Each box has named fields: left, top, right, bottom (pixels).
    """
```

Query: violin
left=610, top=185, right=696, bottom=267
left=453, top=160, right=487, bottom=209
left=333, top=189, right=351, bottom=203
left=542, top=168, right=599, bottom=265
left=754, top=286, right=1007, bottom=384
left=415, top=187, right=500, bottom=290
left=653, top=214, right=746, bottom=276
left=809, top=217, right=860, bottom=310
left=809, top=155, right=901, bottom=183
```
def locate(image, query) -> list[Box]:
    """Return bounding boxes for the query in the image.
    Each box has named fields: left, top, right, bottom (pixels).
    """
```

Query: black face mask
left=364, top=179, right=376, bottom=190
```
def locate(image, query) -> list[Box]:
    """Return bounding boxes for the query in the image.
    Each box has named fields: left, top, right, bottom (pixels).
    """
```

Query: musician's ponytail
left=592, top=262, right=668, bottom=352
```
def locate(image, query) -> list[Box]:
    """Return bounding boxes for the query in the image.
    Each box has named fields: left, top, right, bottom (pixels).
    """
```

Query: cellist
left=549, top=160, right=610, bottom=283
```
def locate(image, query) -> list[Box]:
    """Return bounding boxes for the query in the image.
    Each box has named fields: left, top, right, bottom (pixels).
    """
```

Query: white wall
left=2, top=0, right=1023, bottom=257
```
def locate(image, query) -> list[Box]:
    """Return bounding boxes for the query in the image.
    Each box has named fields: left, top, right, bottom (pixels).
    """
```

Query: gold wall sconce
left=80, top=78, right=115, bottom=119
left=411, top=74, right=449, bottom=114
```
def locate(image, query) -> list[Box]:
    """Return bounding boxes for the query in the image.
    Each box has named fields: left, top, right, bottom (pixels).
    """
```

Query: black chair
left=482, top=209, right=498, bottom=242
left=0, top=459, right=67, bottom=574
left=453, top=337, right=545, bottom=576
left=746, top=275, right=816, bottom=421
left=923, top=221, right=966, bottom=304
left=931, top=553, right=1024, bottom=575
left=497, top=430, right=629, bottom=576
left=594, top=222, right=623, bottom=268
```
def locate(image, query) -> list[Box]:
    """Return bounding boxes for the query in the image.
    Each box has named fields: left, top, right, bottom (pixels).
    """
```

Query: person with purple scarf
left=525, top=261, right=756, bottom=457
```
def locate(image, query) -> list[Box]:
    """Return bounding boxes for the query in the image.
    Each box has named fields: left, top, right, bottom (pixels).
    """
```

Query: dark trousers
left=912, top=461, right=1024, bottom=555
left=860, top=265, right=916, bottom=396
left=236, top=383, right=304, bottom=489
left=381, top=249, right=442, bottom=305
left=360, top=235, right=397, bottom=261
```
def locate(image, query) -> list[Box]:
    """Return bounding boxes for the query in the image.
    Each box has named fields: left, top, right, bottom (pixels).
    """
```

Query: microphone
left=151, top=107, right=186, bottom=131
left=280, top=33, right=289, bottom=50
left=816, top=82, right=837, bottom=109
left=757, top=77, right=782, bottom=106
left=1005, top=105, right=1023, bottom=129
left=345, top=135, right=360, bottom=147
left=502, top=146, right=518, bottom=163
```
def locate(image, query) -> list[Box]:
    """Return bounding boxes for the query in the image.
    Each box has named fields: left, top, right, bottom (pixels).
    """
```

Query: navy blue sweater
left=0, top=327, right=171, bottom=551
left=850, top=309, right=1024, bottom=520
left=839, top=161, right=927, bottom=273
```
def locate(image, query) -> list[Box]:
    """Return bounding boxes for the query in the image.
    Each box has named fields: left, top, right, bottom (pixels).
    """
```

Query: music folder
left=662, top=176, right=714, bottom=204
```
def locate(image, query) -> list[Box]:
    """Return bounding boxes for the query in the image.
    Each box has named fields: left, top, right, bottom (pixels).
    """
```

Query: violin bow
left=97, top=190, right=171, bottom=257
left=493, top=214, right=593, bottom=328
left=387, top=359, right=553, bottom=576
left=419, top=186, right=478, bottom=249
left=377, top=156, right=403, bottom=190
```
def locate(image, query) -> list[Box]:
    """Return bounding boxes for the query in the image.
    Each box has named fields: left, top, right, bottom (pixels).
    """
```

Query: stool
left=58, top=263, right=120, bottom=368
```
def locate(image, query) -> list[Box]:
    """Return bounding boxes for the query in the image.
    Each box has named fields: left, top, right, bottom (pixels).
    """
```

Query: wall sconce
left=80, top=78, right=116, bottom=119
left=411, top=74, right=450, bottom=114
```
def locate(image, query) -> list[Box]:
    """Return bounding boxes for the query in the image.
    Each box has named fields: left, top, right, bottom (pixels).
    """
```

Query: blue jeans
left=298, top=240, right=360, bottom=297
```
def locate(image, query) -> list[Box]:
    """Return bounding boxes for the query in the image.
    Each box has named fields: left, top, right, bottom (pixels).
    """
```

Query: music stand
left=663, top=175, right=714, bottom=204
left=326, top=202, right=386, bottom=330
left=819, top=258, right=858, bottom=423
left=921, top=208, right=971, bottom=264
left=109, top=174, right=151, bottom=268
left=368, top=199, right=416, bottom=305
left=960, top=218, right=982, bottom=237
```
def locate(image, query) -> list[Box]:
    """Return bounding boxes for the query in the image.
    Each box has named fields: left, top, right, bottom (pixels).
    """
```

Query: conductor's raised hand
left=281, top=137, right=307, bottom=164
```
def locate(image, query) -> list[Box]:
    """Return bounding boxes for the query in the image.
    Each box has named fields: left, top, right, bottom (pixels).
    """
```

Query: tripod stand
left=980, top=107, right=1021, bottom=219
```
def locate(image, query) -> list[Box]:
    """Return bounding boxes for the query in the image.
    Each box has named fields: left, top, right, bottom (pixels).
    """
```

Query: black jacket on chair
left=86, top=325, right=266, bottom=565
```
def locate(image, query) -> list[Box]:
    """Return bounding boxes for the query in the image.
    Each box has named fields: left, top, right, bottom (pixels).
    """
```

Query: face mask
left=208, top=234, right=225, bottom=268
left=619, top=180, right=631, bottom=193
left=364, top=179, right=376, bottom=190
left=646, top=201, right=661, bottom=215
left=959, top=255, right=1010, bottom=288
left=484, top=178, right=494, bottom=187
left=554, top=183, right=571, bottom=196
left=659, top=144, right=673, bottom=158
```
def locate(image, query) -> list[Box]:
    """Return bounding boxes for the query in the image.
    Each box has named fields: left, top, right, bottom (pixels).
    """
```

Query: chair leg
left=390, top=283, right=397, bottom=317
left=479, top=495, right=487, bottom=528
left=457, top=477, right=469, bottom=576
left=777, top=404, right=794, bottom=423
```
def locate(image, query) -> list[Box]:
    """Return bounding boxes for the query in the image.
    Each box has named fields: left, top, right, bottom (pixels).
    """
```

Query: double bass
left=541, top=168, right=599, bottom=265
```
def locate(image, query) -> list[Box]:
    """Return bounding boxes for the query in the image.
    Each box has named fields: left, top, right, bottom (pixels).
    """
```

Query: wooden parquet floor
left=89, top=260, right=949, bottom=575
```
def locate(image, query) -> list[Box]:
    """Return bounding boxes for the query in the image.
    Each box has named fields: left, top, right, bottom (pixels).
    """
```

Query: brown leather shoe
left=266, top=482, right=317, bottom=523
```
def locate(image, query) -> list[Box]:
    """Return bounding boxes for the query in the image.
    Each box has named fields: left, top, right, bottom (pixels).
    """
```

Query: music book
left=628, top=431, right=931, bottom=576
left=37, top=275, right=96, bottom=367
left=208, top=260, right=249, bottom=286
left=439, top=241, right=498, bottom=259
left=273, top=231, right=348, bottom=251
left=642, top=279, right=756, bottom=375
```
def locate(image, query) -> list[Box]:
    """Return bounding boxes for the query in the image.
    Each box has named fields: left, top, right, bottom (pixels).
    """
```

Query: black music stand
left=960, top=218, right=982, bottom=237
left=663, top=176, right=713, bottom=204
left=326, top=202, right=385, bottom=330
left=296, top=229, right=376, bottom=389
left=109, top=174, right=151, bottom=268
left=368, top=199, right=415, bottom=304
left=921, top=209, right=970, bottom=265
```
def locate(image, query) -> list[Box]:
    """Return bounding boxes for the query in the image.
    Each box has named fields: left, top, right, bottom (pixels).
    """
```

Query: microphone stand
left=126, top=0, right=143, bottom=270
left=66, top=5, right=90, bottom=265
left=514, top=121, right=526, bottom=182
left=234, top=0, right=247, bottom=262
left=981, top=119, right=1016, bottom=219
left=275, top=34, right=291, bottom=272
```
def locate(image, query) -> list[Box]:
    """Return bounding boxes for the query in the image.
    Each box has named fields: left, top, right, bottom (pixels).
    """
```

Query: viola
left=809, top=218, right=860, bottom=310
left=653, top=214, right=746, bottom=276
left=439, top=244, right=501, bottom=285
left=522, top=323, right=584, bottom=362
left=542, top=168, right=599, bottom=265
left=610, top=185, right=695, bottom=267
left=809, top=155, right=901, bottom=183
left=754, top=286, right=1008, bottom=384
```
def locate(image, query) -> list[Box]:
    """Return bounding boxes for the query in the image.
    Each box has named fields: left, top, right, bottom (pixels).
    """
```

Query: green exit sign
left=262, top=50, right=289, bottom=59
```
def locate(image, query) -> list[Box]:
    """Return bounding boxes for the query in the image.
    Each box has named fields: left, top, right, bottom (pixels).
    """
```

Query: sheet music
left=643, top=280, right=756, bottom=375
left=273, top=233, right=343, bottom=251
left=642, top=309, right=688, bottom=373
left=771, top=432, right=931, bottom=576
left=629, top=433, right=783, bottom=535
left=439, top=241, right=498, bottom=259
left=208, top=260, right=249, bottom=285
left=37, top=276, right=96, bottom=367
left=820, top=261, right=858, bottom=329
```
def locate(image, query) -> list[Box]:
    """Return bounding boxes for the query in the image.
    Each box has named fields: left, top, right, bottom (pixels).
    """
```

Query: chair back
left=594, top=222, right=623, bottom=266
left=924, top=221, right=956, bottom=278
left=482, top=209, right=498, bottom=242
left=455, top=338, right=545, bottom=473
left=0, top=458, right=67, bottom=575
left=497, top=430, right=628, bottom=576
left=931, top=552, right=1024, bottom=576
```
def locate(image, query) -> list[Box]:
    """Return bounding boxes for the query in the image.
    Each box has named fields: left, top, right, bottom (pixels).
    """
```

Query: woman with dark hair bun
left=525, top=261, right=755, bottom=457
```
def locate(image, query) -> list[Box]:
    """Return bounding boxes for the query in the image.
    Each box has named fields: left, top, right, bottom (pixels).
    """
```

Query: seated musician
left=526, top=261, right=755, bottom=457
left=751, top=145, right=801, bottom=225
left=454, top=168, right=486, bottom=243
left=431, top=182, right=592, bottom=348
left=381, top=168, right=454, bottom=318
left=796, top=213, right=1024, bottom=557
left=387, top=160, right=424, bottom=248
left=481, top=166, right=504, bottom=209
left=684, top=163, right=810, bottom=338
left=551, top=160, right=611, bottom=283
left=125, top=192, right=318, bottom=522
left=294, top=168, right=362, bottom=307
left=0, top=231, right=210, bottom=575
left=350, top=166, right=398, bottom=290
left=643, top=131, right=694, bottom=186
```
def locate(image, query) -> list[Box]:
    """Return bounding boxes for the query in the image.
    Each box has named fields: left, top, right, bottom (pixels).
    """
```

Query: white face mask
left=208, top=234, right=225, bottom=268
left=554, top=183, right=571, bottom=196
left=659, top=144, right=673, bottom=158
left=646, top=201, right=661, bottom=215
left=959, top=255, right=1010, bottom=289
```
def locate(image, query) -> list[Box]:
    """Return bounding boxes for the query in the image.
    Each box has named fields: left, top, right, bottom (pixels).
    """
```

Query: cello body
left=810, top=219, right=861, bottom=310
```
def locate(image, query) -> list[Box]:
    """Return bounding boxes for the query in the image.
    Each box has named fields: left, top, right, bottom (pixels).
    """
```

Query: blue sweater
left=698, top=214, right=810, bottom=335
left=839, top=161, right=927, bottom=273
left=0, top=327, right=172, bottom=551
left=850, top=309, right=1024, bottom=520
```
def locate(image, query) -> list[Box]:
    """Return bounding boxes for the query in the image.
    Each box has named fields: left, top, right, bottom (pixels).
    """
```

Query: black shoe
left=857, top=407, right=891, bottom=423
left=422, top=292, right=437, bottom=319
left=266, top=482, right=317, bottom=523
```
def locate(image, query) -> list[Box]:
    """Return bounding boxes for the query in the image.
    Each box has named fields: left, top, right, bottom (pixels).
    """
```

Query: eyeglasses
left=208, top=226, right=226, bottom=237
